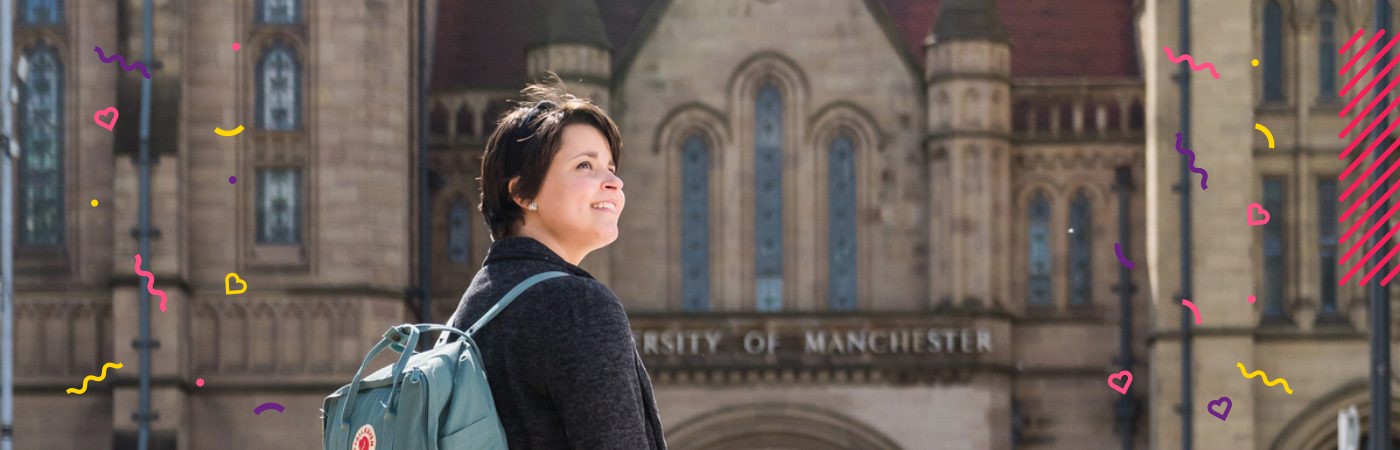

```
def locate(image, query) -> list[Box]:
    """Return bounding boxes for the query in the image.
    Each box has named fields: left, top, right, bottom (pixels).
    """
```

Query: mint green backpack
left=322, top=271, right=569, bottom=450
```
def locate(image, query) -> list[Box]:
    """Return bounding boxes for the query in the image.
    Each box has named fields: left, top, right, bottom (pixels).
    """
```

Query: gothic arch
left=656, top=103, right=729, bottom=311
left=726, top=52, right=809, bottom=311
left=667, top=403, right=902, bottom=450
left=1268, top=377, right=1400, bottom=449
left=807, top=102, right=882, bottom=311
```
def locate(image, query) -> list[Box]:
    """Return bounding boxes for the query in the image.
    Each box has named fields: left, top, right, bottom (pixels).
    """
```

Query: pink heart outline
left=93, top=107, right=118, bottom=131
left=1207, top=396, right=1232, bottom=421
left=1107, top=370, right=1132, bottom=395
left=1247, top=203, right=1271, bottom=226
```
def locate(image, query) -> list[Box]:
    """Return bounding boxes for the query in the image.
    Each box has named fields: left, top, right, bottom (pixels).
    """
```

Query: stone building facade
left=11, top=0, right=1396, bottom=448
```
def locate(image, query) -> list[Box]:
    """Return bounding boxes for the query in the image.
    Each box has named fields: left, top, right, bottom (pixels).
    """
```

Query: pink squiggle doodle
left=1175, top=132, right=1209, bottom=190
left=133, top=254, right=168, bottom=312
left=1163, top=46, right=1221, bottom=79
left=1181, top=299, right=1202, bottom=324
left=94, top=46, right=151, bottom=79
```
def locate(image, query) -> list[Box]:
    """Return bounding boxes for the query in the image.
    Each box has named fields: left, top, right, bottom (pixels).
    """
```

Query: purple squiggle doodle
left=1175, top=132, right=1209, bottom=190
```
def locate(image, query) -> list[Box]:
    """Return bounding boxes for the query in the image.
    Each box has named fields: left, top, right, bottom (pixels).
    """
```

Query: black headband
left=503, top=101, right=557, bottom=179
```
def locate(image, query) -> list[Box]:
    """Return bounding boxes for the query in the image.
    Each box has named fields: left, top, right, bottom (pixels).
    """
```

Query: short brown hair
left=479, top=73, right=623, bottom=240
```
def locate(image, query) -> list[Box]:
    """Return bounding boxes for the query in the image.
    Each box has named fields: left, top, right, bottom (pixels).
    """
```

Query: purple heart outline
left=1207, top=396, right=1232, bottom=421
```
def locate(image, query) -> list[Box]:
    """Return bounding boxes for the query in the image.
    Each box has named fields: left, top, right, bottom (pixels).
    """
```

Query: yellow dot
left=1251, top=59, right=1259, bottom=67
left=90, top=199, right=98, bottom=207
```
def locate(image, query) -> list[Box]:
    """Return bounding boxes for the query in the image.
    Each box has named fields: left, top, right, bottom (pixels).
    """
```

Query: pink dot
left=196, top=378, right=205, bottom=387
left=1247, top=295, right=1256, bottom=304
left=232, top=42, right=240, bottom=51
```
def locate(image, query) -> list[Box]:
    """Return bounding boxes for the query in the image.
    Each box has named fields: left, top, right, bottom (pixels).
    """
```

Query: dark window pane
left=20, top=0, right=62, bottom=24
left=449, top=201, right=470, bottom=264
left=257, top=46, right=300, bottom=130
left=1264, top=1, right=1286, bottom=101
left=1068, top=191, right=1093, bottom=305
left=755, top=83, right=784, bottom=312
left=1319, top=1, right=1338, bottom=98
left=1263, top=177, right=1287, bottom=316
left=1028, top=191, right=1052, bottom=307
left=18, top=44, right=64, bottom=245
left=681, top=133, right=710, bottom=312
left=256, top=168, right=302, bottom=244
left=1319, top=179, right=1338, bottom=313
left=828, top=131, right=858, bottom=311
left=258, top=0, right=299, bottom=24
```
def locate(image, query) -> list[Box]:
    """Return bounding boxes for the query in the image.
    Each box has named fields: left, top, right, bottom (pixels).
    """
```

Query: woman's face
left=517, top=124, right=625, bottom=263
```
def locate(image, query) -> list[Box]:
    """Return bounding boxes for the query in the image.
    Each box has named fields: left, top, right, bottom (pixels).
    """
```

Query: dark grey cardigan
left=445, top=237, right=667, bottom=449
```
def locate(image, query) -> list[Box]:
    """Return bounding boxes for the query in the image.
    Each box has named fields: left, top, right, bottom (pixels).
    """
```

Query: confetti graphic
left=66, top=362, right=122, bottom=394
left=93, top=45, right=151, bottom=79
left=1335, top=28, right=1400, bottom=285
left=1163, top=46, right=1220, bottom=79
left=134, top=254, right=169, bottom=312
left=1237, top=362, right=1294, bottom=395
left=1175, top=132, right=1209, bottom=190
left=253, top=402, right=285, bottom=415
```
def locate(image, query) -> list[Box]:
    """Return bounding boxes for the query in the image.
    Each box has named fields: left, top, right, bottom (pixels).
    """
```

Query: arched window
left=828, top=130, right=857, bottom=311
left=257, top=44, right=301, bottom=130
left=1264, top=0, right=1286, bottom=102
left=449, top=200, right=471, bottom=264
left=1319, top=1, right=1338, bottom=98
left=482, top=100, right=508, bottom=138
left=754, top=82, right=784, bottom=312
left=455, top=104, right=473, bottom=138
left=18, top=44, right=64, bottom=245
left=1068, top=191, right=1093, bottom=305
left=429, top=102, right=449, bottom=136
left=1027, top=191, right=1052, bottom=307
left=1318, top=179, right=1338, bottom=314
left=20, top=0, right=61, bottom=24
left=258, top=0, right=300, bottom=24
left=1262, top=177, right=1287, bottom=317
left=256, top=168, right=302, bottom=244
left=681, top=133, right=710, bottom=312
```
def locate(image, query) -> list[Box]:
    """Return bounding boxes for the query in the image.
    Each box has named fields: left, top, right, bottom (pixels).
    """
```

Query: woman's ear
left=507, top=176, right=530, bottom=210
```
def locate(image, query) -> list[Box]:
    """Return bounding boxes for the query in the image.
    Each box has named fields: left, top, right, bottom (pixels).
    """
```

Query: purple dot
left=229, top=176, right=237, bottom=184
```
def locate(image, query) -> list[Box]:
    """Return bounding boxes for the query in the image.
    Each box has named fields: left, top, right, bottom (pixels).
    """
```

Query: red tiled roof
left=431, top=0, right=1138, bottom=91
left=880, top=0, right=1140, bottom=78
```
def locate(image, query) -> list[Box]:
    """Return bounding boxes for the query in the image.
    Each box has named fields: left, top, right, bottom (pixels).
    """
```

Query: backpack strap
left=465, top=271, right=569, bottom=338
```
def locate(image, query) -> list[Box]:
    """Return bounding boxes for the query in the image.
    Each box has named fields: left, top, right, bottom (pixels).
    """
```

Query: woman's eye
left=577, top=161, right=592, bottom=170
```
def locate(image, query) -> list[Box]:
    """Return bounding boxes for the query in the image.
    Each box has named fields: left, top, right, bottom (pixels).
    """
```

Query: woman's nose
left=603, top=171, right=624, bottom=191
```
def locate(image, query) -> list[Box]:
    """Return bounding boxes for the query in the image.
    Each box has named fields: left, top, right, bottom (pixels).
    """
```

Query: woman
left=444, top=75, right=667, bottom=449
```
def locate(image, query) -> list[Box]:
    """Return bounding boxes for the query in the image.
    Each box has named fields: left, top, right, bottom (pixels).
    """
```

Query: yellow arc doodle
left=66, top=362, right=123, bottom=394
left=1237, top=362, right=1293, bottom=395
left=1254, top=123, right=1275, bottom=149
left=214, top=125, right=245, bottom=137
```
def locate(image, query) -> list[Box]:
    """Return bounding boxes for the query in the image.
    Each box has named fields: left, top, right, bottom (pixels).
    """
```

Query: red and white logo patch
left=352, top=424, right=376, bottom=450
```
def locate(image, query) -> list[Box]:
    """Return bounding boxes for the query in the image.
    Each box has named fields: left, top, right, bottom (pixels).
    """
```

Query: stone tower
left=924, top=0, right=1013, bottom=310
left=524, top=0, right=616, bottom=282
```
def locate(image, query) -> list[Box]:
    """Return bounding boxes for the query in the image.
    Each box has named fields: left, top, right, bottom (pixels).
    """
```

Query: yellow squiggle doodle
left=66, top=362, right=122, bottom=394
left=1237, top=362, right=1293, bottom=395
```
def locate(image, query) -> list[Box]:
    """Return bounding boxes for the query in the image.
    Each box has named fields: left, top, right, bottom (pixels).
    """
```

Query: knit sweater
left=445, top=237, right=667, bottom=449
